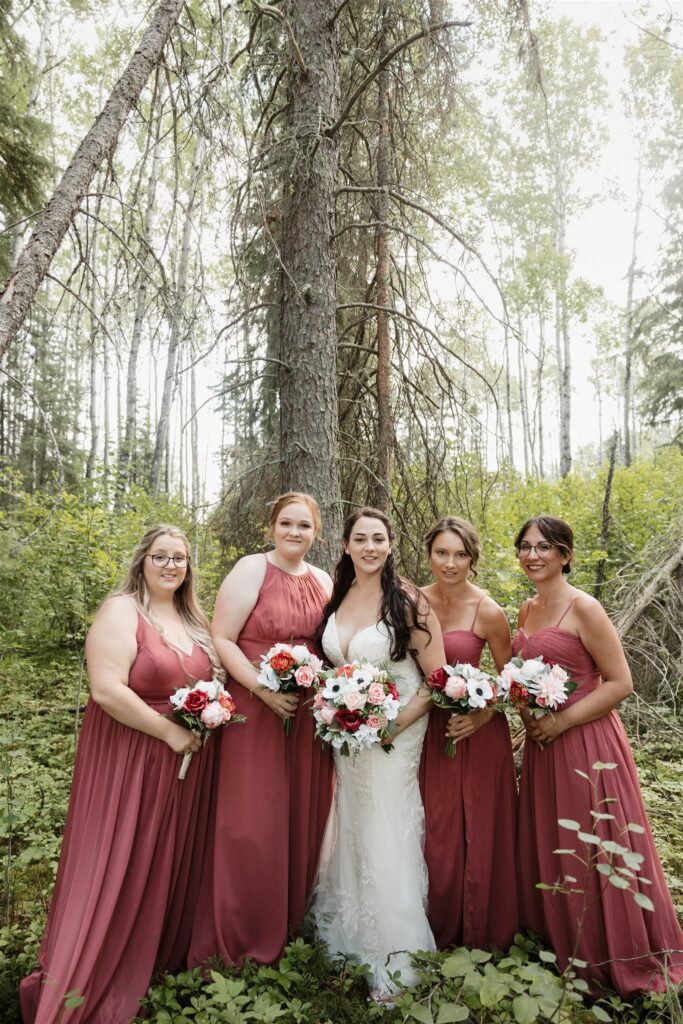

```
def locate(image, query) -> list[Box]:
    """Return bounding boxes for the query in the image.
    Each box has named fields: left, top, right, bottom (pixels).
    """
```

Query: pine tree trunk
left=149, top=134, right=204, bottom=494
left=373, top=4, right=393, bottom=512
left=623, top=153, right=643, bottom=468
left=554, top=162, right=572, bottom=477
left=115, top=80, right=166, bottom=504
left=279, top=0, right=342, bottom=570
left=0, top=0, right=186, bottom=360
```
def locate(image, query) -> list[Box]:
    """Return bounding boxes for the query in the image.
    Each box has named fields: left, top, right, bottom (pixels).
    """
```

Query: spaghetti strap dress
left=515, top=599, right=683, bottom=996
left=189, top=559, right=333, bottom=967
left=419, top=599, right=518, bottom=950
left=20, top=613, right=215, bottom=1024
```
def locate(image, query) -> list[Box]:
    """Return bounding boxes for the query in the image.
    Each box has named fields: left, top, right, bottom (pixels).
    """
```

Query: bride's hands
left=258, top=689, right=299, bottom=721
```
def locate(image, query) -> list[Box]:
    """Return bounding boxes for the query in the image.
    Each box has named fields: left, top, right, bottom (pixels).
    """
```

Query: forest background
left=1, top=0, right=682, bottom=1022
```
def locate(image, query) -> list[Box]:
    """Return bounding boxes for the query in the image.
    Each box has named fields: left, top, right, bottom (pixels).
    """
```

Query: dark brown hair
left=425, top=516, right=480, bottom=579
left=317, top=507, right=430, bottom=661
left=514, top=515, right=573, bottom=574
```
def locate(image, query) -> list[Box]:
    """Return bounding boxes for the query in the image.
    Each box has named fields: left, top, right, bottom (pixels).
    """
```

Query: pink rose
left=344, top=688, right=367, bottom=711
left=444, top=677, right=467, bottom=701
left=201, top=702, right=225, bottom=729
left=313, top=691, right=325, bottom=709
left=366, top=682, right=386, bottom=706
left=366, top=714, right=382, bottom=729
left=320, top=706, right=336, bottom=725
left=294, top=665, right=315, bottom=688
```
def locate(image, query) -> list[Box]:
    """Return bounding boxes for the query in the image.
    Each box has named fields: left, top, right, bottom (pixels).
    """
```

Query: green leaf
left=574, top=769, right=590, bottom=781
left=592, top=761, right=617, bottom=771
left=591, top=1006, right=613, bottom=1021
left=512, top=993, right=540, bottom=1024
left=479, top=975, right=508, bottom=1006
left=578, top=831, right=601, bottom=844
left=442, top=953, right=475, bottom=978
left=63, top=991, right=85, bottom=1009
left=409, top=1005, right=434, bottom=1024
left=607, top=873, right=630, bottom=889
left=596, top=863, right=613, bottom=876
left=436, top=1005, right=470, bottom=1023
left=634, top=891, right=655, bottom=912
left=626, top=822, right=645, bottom=834
left=558, top=818, right=581, bottom=831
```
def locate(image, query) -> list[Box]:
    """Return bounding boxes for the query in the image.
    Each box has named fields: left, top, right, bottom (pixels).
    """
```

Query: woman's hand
left=445, top=708, right=494, bottom=740
left=258, top=688, right=299, bottom=721
left=161, top=719, right=203, bottom=755
left=526, top=711, right=569, bottom=745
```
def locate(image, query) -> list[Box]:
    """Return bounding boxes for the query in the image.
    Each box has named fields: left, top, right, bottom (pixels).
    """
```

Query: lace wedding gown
left=312, top=614, right=436, bottom=995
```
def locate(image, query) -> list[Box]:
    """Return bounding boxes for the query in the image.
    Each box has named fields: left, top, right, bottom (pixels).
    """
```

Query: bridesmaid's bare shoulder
left=571, top=588, right=612, bottom=629
left=476, top=592, right=510, bottom=633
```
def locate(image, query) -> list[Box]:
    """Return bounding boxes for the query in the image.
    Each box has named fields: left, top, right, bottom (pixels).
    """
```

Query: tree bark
left=115, top=77, right=166, bottom=504
left=623, top=152, right=643, bottom=468
left=279, top=0, right=342, bottom=570
left=373, top=4, right=393, bottom=512
left=149, top=133, right=204, bottom=495
left=593, top=431, right=617, bottom=599
left=0, top=0, right=186, bottom=361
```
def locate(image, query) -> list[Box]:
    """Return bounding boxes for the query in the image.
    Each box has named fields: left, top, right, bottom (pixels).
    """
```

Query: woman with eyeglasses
left=514, top=515, right=683, bottom=996
left=189, top=493, right=333, bottom=970
left=21, top=525, right=223, bottom=1024
left=418, top=517, right=518, bottom=951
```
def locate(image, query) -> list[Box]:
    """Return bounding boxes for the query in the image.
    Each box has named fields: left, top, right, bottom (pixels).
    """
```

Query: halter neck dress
left=189, top=558, right=333, bottom=968
left=419, top=597, right=518, bottom=949
left=514, top=598, right=683, bottom=996
left=20, top=612, right=215, bottom=1024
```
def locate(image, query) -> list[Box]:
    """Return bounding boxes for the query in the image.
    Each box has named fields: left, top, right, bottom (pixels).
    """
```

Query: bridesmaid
left=419, top=516, right=518, bottom=950
left=189, top=492, right=333, bottom=967
left=21, top=525, right=221, bottom=1024
left=514, top=514, right=683, bottom=996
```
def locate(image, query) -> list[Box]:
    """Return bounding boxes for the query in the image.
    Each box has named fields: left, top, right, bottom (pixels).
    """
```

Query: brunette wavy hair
left=424, top=515, right=481, bottom=579
left=514, top=515, right=574, bottom=574
left=317, top=507, right=431, bottom=662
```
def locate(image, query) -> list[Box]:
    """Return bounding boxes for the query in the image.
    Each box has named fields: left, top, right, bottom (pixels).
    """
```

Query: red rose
left=427, top=668, right=449, bottom=691
left=335, top=708, right=362, bottom=732
left=509, top=680, right=530, bottom=707
left=183, top=689, right=209, bottom=714
left=270, top=651, right=296, bottom=673
left=386, top=681, right=400, bottom=701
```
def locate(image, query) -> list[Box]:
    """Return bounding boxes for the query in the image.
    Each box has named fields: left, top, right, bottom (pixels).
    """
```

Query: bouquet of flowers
left=497, top=655, right=575, bottom=718
left=170, top=678, right=245, bottom=779
left=312, top=661, right=401, bottom=756
left=256, top=642, right=324, bottom=734
left=425, top=663, right=499, bottom=756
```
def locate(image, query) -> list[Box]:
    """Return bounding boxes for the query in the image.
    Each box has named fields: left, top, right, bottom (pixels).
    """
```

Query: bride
left=312, top=507, right=446, bottom=998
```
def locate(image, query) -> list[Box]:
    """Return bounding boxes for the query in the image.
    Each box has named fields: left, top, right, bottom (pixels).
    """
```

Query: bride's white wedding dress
left=312, top=614, right=436, bottom=995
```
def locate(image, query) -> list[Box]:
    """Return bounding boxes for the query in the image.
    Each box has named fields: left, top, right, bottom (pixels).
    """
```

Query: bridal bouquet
left=312, top=661, right=401, bottom=756
left=170, top=678, right=245, bottom=779
left=497, top=655, right=575, bottom=718
left=425, top=663, right=499, bottom=756
left=256, top=642, right=324, bottom=734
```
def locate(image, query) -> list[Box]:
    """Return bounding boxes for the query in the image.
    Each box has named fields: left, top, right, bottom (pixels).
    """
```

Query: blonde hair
left=424, top=516, right=480, bottom=579
left=116, top=524, right=225, bottom=682
left=268, top=492, right=322, bottom=537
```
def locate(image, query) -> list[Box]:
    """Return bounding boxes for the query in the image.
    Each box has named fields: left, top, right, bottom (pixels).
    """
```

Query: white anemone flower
left=467, top=677, right=494, bottom=709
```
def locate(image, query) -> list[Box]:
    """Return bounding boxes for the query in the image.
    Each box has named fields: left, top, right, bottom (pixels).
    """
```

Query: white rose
left=170, top=687, right=190, bottom=709
left=520, top=658, right=546, bottom=679
left=290, top=644, right=309, bottom=663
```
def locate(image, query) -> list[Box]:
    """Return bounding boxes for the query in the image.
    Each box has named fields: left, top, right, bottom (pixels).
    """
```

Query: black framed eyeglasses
left=147, top=553, right=188, bottom=568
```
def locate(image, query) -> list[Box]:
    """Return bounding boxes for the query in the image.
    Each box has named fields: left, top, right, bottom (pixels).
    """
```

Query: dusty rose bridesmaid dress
left=189, top=558, right=333, bottom=967
left=20, top=614, right=215, bottom=1024
left=419, top=599, right=518, bottom=949
left=515, top=599, right=683, bottom=996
